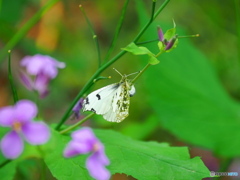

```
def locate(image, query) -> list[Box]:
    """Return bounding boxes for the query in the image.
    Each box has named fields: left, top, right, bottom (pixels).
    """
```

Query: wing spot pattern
left=96, top=94, right=101, bottom=100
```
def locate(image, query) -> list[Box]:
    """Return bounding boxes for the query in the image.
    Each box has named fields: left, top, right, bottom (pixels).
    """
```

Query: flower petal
left=72, top=99, right=84, bottom=119
left=72, top=128, right=97, bottom=143
left=157, top=26, right=164, bottom=41
left=22, top=121, right=50, bottom=144
left=96, top=149, right=110, bottom=165
left=0, top=131, right=24, bottom=159
left=21, top=55, right=45, bottom=75
left=19, top=71, right=34, bottom=90
left=86, top=153, right=110, bottom=180
left=34, top=73, right=50, bottom=98
left=63, top=141, right=92, bottom=158
left=15, top=100, right=37, bottom=123
left=0, top=107, right=15, bottom=126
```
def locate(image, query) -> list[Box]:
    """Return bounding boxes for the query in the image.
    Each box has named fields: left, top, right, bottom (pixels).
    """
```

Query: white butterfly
left=82, top=69, right=137, bottom=123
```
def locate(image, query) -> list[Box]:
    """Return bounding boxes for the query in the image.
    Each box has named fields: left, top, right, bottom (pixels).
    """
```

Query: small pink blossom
left=64, top=128, right=110, bottom=180
left=157, top=26, right=177, bottom=51
left=20, top=54, right=65, bottom=98
left=0, top=100, right=50, bottom=159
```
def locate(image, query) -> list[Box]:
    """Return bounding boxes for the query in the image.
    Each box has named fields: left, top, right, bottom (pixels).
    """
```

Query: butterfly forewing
left=82, top=83, right=119, bottom=114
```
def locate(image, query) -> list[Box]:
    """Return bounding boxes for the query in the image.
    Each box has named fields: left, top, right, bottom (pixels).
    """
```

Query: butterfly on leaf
left=82, top=69, right=138, bottom=123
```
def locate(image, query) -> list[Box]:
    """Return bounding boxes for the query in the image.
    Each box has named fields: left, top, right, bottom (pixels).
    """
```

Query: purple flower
left=0, top=100, right=50, bottom=159
left=157, top=26, right=164, bottom=42
left=72, top=98, right=84, bottom=119
left=157, top=26, right=178, bottom=51
left=20, top=54, right=65, bottom=98
left=64, top=128, right=110, bottom=180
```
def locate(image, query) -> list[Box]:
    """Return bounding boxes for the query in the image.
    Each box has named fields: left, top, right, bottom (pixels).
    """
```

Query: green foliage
left=42, top=129, right=210, bottom=180
left=0, top=160, right=17, bottom=180
left=44, top=130, right=92, bottom=180
left=122, top=42, right=159, bottom=65
left=143, top=26, right=240, bottom=157
left=163, top=21, right=176, bottom=41
left=95, top=129, right=209, bottom=180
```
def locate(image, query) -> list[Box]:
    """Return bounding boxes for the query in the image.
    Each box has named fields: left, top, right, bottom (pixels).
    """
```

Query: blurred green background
left=0, top=0, right=240, bottom=179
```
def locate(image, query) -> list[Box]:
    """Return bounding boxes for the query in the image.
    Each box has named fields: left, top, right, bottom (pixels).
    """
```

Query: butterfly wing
left=82, top=83, right=119, bottom=115
left=103, top=82, right=132, bottom=122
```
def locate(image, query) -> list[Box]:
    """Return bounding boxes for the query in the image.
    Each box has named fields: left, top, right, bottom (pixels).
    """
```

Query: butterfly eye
left=129, top=85, right=136, bottom=97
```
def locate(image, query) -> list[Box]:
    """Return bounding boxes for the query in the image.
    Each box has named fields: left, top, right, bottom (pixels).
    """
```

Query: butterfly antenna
left=126, top=71, right=140, bottom=77
left=113, top=68, right=123, bottom=77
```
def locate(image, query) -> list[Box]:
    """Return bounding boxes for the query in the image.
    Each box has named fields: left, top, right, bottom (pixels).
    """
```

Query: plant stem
left=0, top=0, right=60, bottom=63
left=178, top=34, right=200, bottom=38
left=133, top=0, right=170, bottom=43
left=104, top=0, right=130, bottom=62
left=131, top=63, right=151, bottom=84
left=59, top=113, right=94, bottom=134
left=131, top=49, right=164, bottom=84
left=79, top=5, right=101, bottom=67
left=0, top=159, right=11, bottom=168
left=136, top=38, right=159, bottom=45
left=8, top=50, right=18, bottom=103
left=55, top=0, right=171, bottom=130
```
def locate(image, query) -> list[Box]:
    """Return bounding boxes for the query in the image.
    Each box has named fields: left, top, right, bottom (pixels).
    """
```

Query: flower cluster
left=1, top=52, right=111, bottom=179
left=64, top=128, right=110, bottom=180
left=20, top=54, right=65, bottom=98
left=0, top=100, right=50, bottom=159
left=157, top=26, right=178, bottom=51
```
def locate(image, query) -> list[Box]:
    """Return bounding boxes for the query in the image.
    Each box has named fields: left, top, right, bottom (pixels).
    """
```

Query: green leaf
left=120, top=115, right=159, bottom=140
left=95, top=129, right=210, bottom=180
left=158, top=41, right=164, bottom=51
left=123, top=42, right=152, bottom=55
left=148, top=55, right=159, bottom=65
left=0, top=160, right=17, bottom=180
left=164, top=20, right=176, bottom=41
left=44, top=128, right=209, bottom=180
left=122, top=42, right=159, bottom=65
left=164, top=27, right=176, bottom=41
left=44, top=130, right=93, bottom=180
left=143, top=26, right=240, bottom=157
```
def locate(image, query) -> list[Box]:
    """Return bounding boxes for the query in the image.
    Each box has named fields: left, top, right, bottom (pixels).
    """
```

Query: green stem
left=0, top=0, right=60, bottom=63
left=79, top=5, right=101, bottom=67
left=0, top=159, right=11, bottom=168
left=178, top=34, right=200, bottom=38
left=131, top=50, right=164, bottom=84
left=59, top=113, right=95, bottom=134
left=131, top=63, right=151, bottom=84
left=133, top=0, right=170, bottom=43
left=8, top=50, right=18, bottom=103
left=104, top=0, right=130, bottom=62
left=136, top=38, right=159, bottom=45
left=55, top=0, right=170, bottom=131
